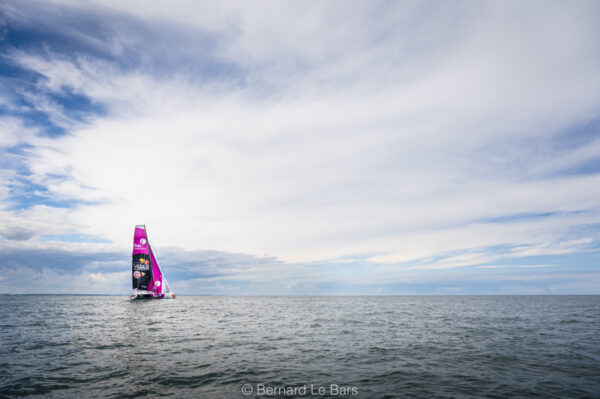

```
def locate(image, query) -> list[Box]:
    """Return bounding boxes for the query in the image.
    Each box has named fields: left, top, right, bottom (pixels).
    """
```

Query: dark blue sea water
left=1, top=296, right=599, bottom=398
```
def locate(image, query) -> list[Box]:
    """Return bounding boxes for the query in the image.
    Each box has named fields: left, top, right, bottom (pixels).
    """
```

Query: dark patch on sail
left=132, top=253, right=152, bottom=290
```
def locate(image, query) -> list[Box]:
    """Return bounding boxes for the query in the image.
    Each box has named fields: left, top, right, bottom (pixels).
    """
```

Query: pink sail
left=131, top=225, right=174, bottom=299
left=148, top=241, right=163, bottom=294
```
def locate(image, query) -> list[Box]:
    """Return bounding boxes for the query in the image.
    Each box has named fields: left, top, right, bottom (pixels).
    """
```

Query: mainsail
left=131, top=225, right=174, bottom=299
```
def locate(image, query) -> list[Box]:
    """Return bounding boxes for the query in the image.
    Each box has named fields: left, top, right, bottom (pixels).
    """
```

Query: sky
left=0, top=0, right=599, bottom=295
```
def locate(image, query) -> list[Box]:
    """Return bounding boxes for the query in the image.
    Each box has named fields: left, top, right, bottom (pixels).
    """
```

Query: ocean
left=1, top=295, right=599, bottom=398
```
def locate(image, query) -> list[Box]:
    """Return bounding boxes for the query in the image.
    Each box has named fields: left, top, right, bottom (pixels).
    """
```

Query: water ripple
left=1, top=295, right=599, bottom=398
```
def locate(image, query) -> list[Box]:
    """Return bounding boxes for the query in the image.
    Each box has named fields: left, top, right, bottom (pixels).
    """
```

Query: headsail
left=147, top=240, right=163, bottom=294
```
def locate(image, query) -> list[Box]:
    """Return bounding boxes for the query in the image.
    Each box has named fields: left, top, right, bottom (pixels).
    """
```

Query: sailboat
left=130, top=225, right=175, bottom=299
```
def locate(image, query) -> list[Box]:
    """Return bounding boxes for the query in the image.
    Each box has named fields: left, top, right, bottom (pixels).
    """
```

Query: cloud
left=477, top=265, right=553, bottom=269
left=0, top=1, right=599, bottom=293
left=0, top=244, right=316, bottom=295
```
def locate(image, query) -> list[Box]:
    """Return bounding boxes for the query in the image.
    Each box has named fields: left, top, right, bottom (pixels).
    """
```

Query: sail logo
left=155, top=281, right=161, bottom=287
left=133, top=271, right=141, bottom=278
left=139, top=238, right=147, bottom=245
left=134, top=264, right=150, bottom=271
